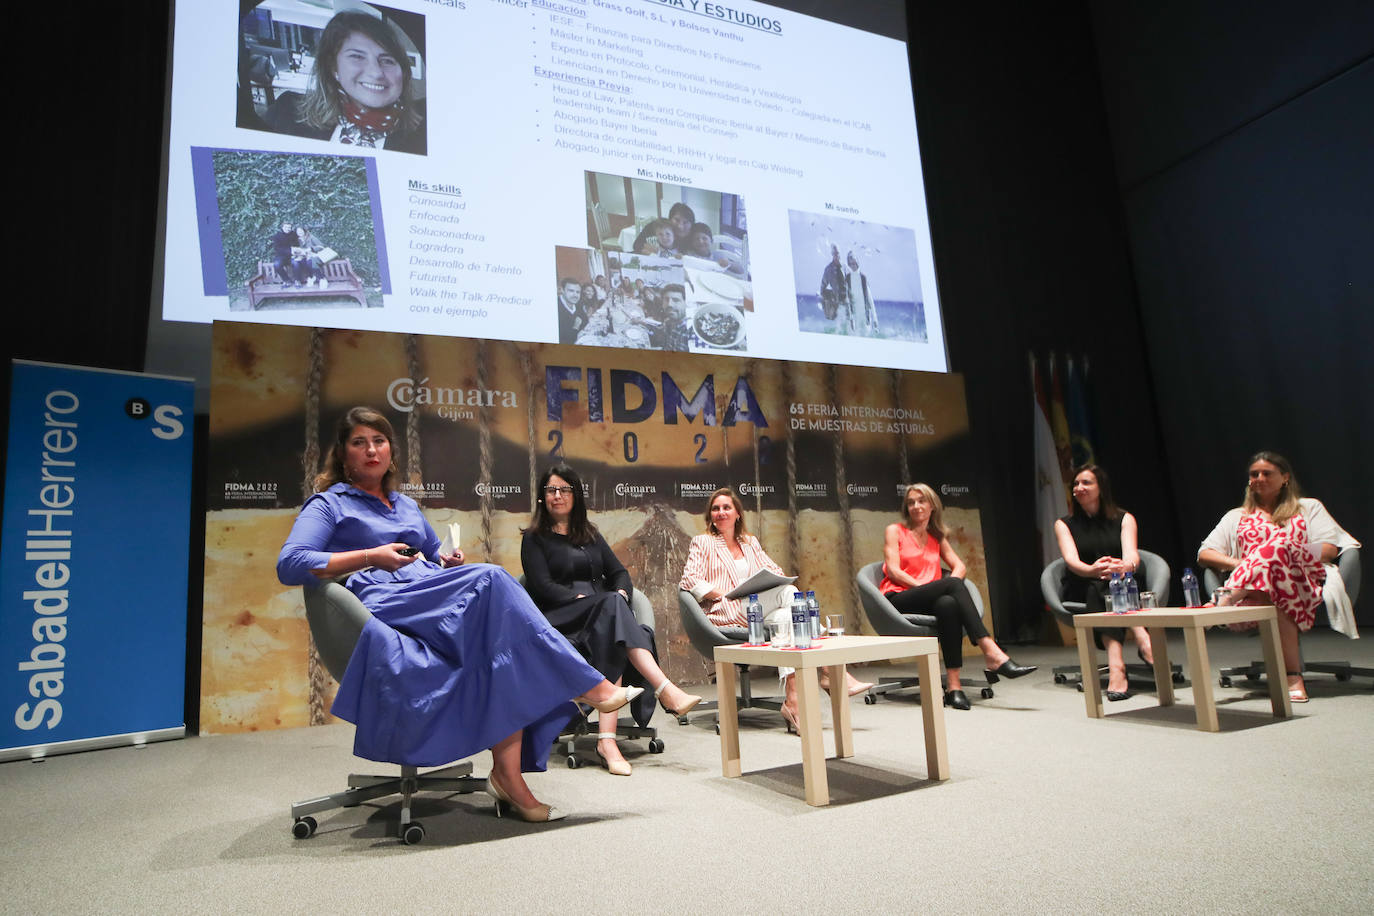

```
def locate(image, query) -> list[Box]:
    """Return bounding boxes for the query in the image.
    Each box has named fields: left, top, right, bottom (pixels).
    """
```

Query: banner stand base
left=1, top=726, right=185, bottom=763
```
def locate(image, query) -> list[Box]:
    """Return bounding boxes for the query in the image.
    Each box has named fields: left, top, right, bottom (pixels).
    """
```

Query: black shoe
left=1106, top=689, right=1131, bottom=702
left=984, top=659, right=1038, bottom=683
left=943, top=689, right=971, bottom=710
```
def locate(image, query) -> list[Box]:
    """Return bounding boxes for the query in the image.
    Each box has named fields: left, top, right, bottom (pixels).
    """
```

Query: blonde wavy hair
left=900, top=483, right=946, bottom=541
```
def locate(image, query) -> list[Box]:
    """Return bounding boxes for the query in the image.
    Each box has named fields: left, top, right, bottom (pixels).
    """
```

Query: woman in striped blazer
left=679, top=488, right=871, bottom=731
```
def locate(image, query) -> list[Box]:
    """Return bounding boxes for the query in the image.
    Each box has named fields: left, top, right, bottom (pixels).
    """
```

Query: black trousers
left=886, top=577, right=989, bottom=669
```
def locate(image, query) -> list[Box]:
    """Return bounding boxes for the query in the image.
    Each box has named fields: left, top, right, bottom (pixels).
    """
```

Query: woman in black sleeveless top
left=1053, top=465, right=1154, bottom=700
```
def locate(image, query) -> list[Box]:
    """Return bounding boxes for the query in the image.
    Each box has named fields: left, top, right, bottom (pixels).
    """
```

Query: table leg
left=915, top=651, right=949, bottom=781
left=716, top=661, right=741, bottom=777
left=795, top=666, right=829, bottom=806
left=828, top=663, right=853, bottom=759
left=1075, top=623, right=1103, bottom=718
left=1148, top=626, right=1174, bottom=706
left=1257, top=613, right=1293, bottom=719
left=1181, top=625, right=1219, bottom=732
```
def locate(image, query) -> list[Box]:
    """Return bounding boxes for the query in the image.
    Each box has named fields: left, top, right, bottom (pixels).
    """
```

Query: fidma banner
left=1, top=361, right=193, bottom=761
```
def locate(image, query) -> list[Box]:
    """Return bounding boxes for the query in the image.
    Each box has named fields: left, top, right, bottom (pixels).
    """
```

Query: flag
left=1047, top=352, right=1073, bottom=488
left=1065, top=356, right=1096, bottom=469
left=1032, top=354, right=1069, bottom=566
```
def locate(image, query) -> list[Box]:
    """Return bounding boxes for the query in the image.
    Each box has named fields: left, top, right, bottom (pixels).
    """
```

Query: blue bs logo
left=124, top=397, right=185, bottom=440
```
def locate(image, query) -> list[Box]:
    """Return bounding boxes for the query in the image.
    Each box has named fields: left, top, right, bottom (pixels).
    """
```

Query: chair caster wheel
left=1076, top=682, right=1084, bottom=693
left=1219, top=676, right=1232, bottom=688
left=1336, top=672, right=1352, bottom=682
left=566, top=754, right=582, bottom=769
left=864, top=693, right=877, bottom=705
left=1054, top=674, right=1067, bottom=684
left=677, top=716, right=690, bottom=726
left=402, top=821, right=425, bottom=845
left=714, top=723, right=721, bottom=735
left=648, top=737, right=665, bottom=753
left=1173, top=672, right=1186, bottom=684
left=292, top=816, right=317, bottom=839
left=981, top=688, right=994, bottom=699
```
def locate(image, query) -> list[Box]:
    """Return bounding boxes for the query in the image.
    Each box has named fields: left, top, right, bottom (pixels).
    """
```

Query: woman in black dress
left=522, top=464, right=701, bottom=775
left=1053, top=464, right=1154, bottom=700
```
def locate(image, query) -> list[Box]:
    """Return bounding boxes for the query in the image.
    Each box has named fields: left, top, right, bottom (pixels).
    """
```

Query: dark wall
left=1091, top=1, right=1374, bottom=620
left=905, top=3, right=1174, bottom=639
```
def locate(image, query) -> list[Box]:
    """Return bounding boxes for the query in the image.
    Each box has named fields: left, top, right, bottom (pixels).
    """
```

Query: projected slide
left=163, top=0, right=946, bottom=372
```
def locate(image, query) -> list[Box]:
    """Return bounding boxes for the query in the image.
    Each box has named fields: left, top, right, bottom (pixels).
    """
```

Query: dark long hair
left=1069, top=464, right=1122, bottom=520
left=299, top=11, right=423, bottom=133
left=314, top=406, right=398, bottom=493
left=527, top=464, right=598, bottom=545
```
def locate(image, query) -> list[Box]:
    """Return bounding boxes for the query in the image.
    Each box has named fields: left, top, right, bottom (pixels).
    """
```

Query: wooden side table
left=713, top=635, right=949, bottom=805
left=1073, top=605, right=1292, bottom=731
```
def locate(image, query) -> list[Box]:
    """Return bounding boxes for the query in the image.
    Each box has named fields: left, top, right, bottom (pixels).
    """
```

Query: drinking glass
left=1139, top=591, right=1157, bottom=609
left=1212, top=587, right=1235, bottom=607
left=768, top=621, right=791, bottom=648
left=824, top=614, right=845, bottom=637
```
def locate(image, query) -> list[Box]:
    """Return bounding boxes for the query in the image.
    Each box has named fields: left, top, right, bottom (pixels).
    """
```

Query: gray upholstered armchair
left=854, top=560, right=995, bottom=703
left=289, top=581, right=486, bottom=845
left=676, top=590, right=784, bottom=728
left=1213, top=546, right=1368, bottom=687
left=1039, top=549, right=1181, bottom=690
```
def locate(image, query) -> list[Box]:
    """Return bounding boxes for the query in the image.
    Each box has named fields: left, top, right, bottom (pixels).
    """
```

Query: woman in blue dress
left=277, top=407, right=639, bottom=822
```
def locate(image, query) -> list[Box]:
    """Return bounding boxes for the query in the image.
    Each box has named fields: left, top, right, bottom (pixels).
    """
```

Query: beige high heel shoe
left=594, top=733, right=632, bottom=776
left=576, top=684, right=644, bottom=715
left=654, top=680, right=703, bottom=717
left=486, top=772, right=567, bottom=822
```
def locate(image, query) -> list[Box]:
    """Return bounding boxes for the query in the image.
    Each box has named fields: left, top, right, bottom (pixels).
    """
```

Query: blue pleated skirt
left=331, top=562, right=603, bottom=769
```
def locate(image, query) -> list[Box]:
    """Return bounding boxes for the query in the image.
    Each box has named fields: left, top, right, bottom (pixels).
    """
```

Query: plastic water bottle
left=1123, top=572, right=1140, bottom=612
left=746, top=594, right=765, bottom=645
left=1108, top=572, right=1125, bottom=614
left=1182, top=568, right=1201, bottom=607
left=805, top=590, right=822, bottom=638
left=790, top=593, right=812, bottom=649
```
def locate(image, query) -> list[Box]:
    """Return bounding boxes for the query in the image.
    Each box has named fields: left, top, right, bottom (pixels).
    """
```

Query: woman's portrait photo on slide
left=237, top=2, right=428, bottom=156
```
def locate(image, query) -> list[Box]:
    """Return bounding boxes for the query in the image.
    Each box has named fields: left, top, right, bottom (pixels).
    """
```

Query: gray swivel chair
left=1039, top=549, right=1182, bottom=691
left=290, top=581, right=486, bottom=845
left=1212, top=546, right=1369, bottom=687
left=521, top=580, right=664, bottom=767
left=854, top=561, right=995, bottom=703
left=677, top=590, right=784, bottom=729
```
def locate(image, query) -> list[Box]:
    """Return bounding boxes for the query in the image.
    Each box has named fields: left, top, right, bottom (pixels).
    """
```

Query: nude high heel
left=576, top=685, right=644, bottom=715
left=654, top=680, right=703, bottom=717
left=486, top=772, right=567, bottom=822
left=594, top=733, right=632, bottom=776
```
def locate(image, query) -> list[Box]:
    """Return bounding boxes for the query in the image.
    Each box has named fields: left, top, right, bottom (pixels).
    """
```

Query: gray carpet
left=2, top=630, right=1371, bottom=915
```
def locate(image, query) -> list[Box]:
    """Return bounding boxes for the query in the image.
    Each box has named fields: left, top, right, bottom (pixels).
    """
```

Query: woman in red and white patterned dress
left=1198, top=452, right=1339, bottom=703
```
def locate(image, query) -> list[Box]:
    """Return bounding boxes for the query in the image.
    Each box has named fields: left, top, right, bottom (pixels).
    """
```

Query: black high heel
left=943, top=689, right=971, bottom=710
left=983, top=659, right=1038, bottom=683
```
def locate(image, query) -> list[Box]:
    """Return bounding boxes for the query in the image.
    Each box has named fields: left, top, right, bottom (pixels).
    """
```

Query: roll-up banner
left=1, top=361, right=193, bottom=761
left=203, top=321, right=984, bottom=735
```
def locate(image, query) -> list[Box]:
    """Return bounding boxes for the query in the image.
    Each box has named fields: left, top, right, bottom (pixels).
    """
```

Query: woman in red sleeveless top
left=880, top=484, right=1036, bottom=709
